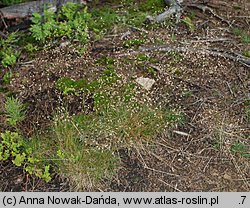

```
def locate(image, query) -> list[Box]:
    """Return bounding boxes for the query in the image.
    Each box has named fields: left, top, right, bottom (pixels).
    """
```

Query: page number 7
left=240, top=196, right=246, bottom=204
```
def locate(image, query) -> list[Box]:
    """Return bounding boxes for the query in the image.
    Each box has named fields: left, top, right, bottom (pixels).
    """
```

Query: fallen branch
left=146, top=0, right=183, bottom=23
left=0, top=0, right=85, bottom=19
left=184, top=3, right=231, bottom=26
left=181, top=38, right=232, bottom=44
left=116, top=45, right=250, bottom=67
left=142, top=45, right=250, bottom=67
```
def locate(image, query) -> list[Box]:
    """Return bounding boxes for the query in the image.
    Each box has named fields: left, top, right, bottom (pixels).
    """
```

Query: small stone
left=136, top=77, right=155, bottom=90
left=145, top=16, right=156, bottom=24
left=223, top=173, right=232, bottom=180
left=60, top=41, right=71, bottom=48
left=211, top=170, right=219, bottom=176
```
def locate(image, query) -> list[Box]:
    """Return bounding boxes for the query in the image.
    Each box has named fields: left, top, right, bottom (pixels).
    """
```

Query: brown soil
left=0, top=0, right=249, bottom=191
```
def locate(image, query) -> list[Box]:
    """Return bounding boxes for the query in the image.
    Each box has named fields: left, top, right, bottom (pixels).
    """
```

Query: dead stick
left=0, top=31, right=7, bottom=38
left=0, top=10, right=8, bottom=29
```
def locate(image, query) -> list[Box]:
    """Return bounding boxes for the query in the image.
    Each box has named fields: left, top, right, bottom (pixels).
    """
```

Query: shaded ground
left=0, top=0, right=249, bottom=191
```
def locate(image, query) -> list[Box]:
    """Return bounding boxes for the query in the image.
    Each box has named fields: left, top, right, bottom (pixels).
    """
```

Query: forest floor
left=0, top=0, right=249, bottom=191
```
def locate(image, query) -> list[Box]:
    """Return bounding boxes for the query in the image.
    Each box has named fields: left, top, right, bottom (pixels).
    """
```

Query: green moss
left=56, top=77, right=88, bottom=95
left=242, top=51, right=250, bottom=58
left=2, top=72, right=13, bottom=85
left=232, top=27, right=250, bottom=44
left=123, top=39, right=145, bottom=48
left=89, top=7, right=119, bottom=34
left=137, top=0, right=165, bottom=13
left=96, top=56, right=115, bottom=66
left=231, top=141, right=250, bottom=158
left=125, top=11, right=148, bottom=27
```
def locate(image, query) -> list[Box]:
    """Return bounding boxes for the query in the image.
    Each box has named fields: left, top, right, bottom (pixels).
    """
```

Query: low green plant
left=182, top=89, right=193, bottom=97
left=0, top=131, right=52, bottom=182
left=49, top=96, right=183, bottom=189
left=147, top=67, right=157, bottom=76
left=135, top=54, right=158, bottom=75
left=182, top=16, right=195, bottom=32
left=2, top=71, right=13, bottom=84
left=123, top=39, right=145, bottom=48
left=231, top=141, right=250, bottom=158
left=170, top=34, right=177, bottom=42
left=164, top=108, right=185, bottom=126
left=232, top=27, right=242, bottom=36
left=57, top=68, right=183, bottom=144
left=168, top=51, right=184, bottom=63
left=56, top=68, right=119, bottom=96
left=242, top=50, right=250, bottom=58
left=49, top=66, right=185, bottom=189
left=4, top=97, right=26, bottom=126
left=125, top=11, right=148, bottom=27
left=121, top=0, right=166, bottom=27
left=0, top=33, right=20, bottom=67
left=25, top=43, right=38, bottom=54
left=136, top=54, right=159, bottom=64
left=1, top=51, right=19, bottom=68
left=30, top=7, right=56, bottom=42
left=50, top=114, right=118, bottom=190
left=136, top=54, right=149, bottom=62
left=137, top=0, right=165, bottom=13
left=30, top=3, right=91, bottom=43
left=56, top=77, right=88, bottom=95
left=241, top=34, right=250, bottom=44
left=96, top=56, right=115, bottom=66
left=188, top=10, right=196, bottom=20
left=232, top=27, right=250, bottom=44
left=90, top=7, right=119, bottom=35
left=76, top=47, right=88, bottom=55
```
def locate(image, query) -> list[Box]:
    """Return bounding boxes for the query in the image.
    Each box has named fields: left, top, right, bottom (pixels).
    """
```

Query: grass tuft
left=5, top=97, right=26, bottom=126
